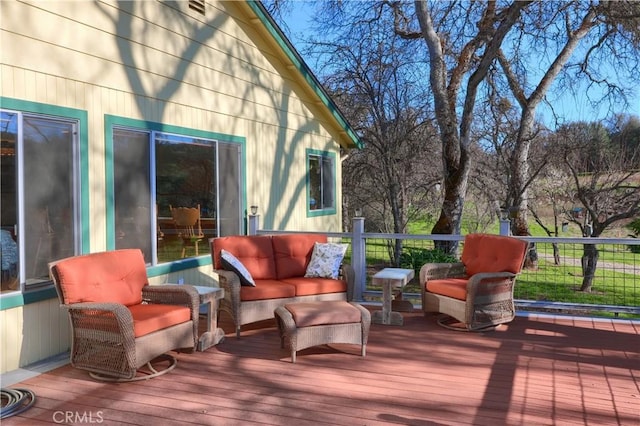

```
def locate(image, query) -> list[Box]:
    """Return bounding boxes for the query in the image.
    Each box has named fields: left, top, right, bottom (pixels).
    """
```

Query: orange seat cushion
left=281, top=277, right=347, bottom=296
left=461, top=234, right=528, bottom=276
left=212, top=235, right=277, bottom=280
left=128, top=304, right=191, bottom=338
left=426, top=278, right=469, bottom=301
left=272, top=234, right=327, bottom=279
left=240, top=280, right=296, bottom=301
left=284, top=301, right=361, bottom=328
left=54, top=249, right=147, bottom=306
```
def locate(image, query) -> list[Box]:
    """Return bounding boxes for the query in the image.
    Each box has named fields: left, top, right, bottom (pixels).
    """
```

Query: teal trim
left=0, top=97, right=90, bottom=253
left=306, top=148, right=338, bottom=217
left=246, top=1, right=363, bottom=150
left=104, top=120, right=116, bottom=250
left=147, top=256, right=212, bottom=277
left=0, top=98, right=89, bottom=309
left=104, top=115, right=245, bottom=143
left=0, top=293, right=23, bottom=310
left=0, top=287, right=58, bottom=310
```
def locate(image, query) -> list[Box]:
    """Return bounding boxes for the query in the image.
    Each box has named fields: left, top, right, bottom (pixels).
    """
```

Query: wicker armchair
left=420, top=233, right=528, bottom=331
left=50, top=249, right=199, bottom=381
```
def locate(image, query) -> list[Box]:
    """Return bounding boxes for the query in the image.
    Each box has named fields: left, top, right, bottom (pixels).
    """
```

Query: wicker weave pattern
left=420, top=258, right=522, bottom=331
left=51, top=254, right=200, bottom=380
left=216, top=264, right=355, bottom=338
left=275, top=302, right=370, bottom=363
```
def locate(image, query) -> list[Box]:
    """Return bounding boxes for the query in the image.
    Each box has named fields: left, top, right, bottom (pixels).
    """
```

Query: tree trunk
left=580, top=243, right=598, bottom=292
left=552, top=243, right=561, bottom=265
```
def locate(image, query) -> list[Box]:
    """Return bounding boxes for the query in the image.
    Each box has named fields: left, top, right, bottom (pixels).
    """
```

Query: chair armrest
left=420, top=262, right=466, bottom=284
left=214, top=268, right=242, bottom=312
left=465, top=272, right=517, bottom=300
left=341, top=263, right=355, bottom=301
left=142, top=284, right=200, bottom=324
left=62, top=302, right=136, bottom=350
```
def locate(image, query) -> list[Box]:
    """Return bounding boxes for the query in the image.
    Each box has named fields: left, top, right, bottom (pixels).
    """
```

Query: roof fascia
left=244, top=1, right=363, bottom=149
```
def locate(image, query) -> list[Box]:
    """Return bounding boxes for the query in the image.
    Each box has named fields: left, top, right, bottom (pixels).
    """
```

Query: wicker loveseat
left=210, top=234, right=354, bottom=337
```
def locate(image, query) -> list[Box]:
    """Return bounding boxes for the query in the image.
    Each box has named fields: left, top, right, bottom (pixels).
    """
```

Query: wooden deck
left=2, top=308, right=639, bottom=425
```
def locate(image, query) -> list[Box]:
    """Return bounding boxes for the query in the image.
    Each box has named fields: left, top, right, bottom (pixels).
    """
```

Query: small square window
left=307, top=150, right=336, bottom=215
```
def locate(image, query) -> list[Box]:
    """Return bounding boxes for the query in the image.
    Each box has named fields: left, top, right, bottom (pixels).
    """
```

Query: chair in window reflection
left=169, top=204, right=204, bottom=258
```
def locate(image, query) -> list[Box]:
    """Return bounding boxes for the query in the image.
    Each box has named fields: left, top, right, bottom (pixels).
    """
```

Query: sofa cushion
left=281, top=277, right=347, bottom=297
left=54, top=249, right=148, bottom=306
left=240, top=280, right=296, bottom=301
left=426, top=278, right=468, bottom=301
left=128, top=303, right=191, bottom=337
left=284, top=301, right=362, bottom=327
left=212, top=235, right=277, bottom=280
left=304, top=242, right=348, bottom=279
left=272, top=234, right=327, bottom=279
left=220, top=249, right=255, bottom=286
left=461, top=234, right=528, bottom=277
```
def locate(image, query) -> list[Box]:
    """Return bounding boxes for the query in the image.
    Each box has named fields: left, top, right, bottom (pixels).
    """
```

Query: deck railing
left=250, top=216, right=640, bottom=318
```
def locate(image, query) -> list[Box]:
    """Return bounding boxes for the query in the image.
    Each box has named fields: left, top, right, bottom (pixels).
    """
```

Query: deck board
left=2, top=308, right=638, bottom=425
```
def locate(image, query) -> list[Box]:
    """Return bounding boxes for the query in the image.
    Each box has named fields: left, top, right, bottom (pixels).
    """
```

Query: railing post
left=248, top=214, right=259, bottom=235
left=499, top=219, right=511, bottom=236
left=352, top=216, right=365, bottom=302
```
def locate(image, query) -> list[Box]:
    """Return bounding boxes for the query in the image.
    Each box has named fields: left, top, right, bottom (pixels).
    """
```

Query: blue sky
left=276, top=3, right=640, bottom=130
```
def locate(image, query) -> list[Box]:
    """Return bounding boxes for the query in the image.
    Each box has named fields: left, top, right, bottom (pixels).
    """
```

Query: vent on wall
left=189, top=0, right=205, bottom=15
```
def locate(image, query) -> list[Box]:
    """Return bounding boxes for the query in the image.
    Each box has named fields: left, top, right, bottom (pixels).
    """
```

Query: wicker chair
left=50, top=249, right=199, bottom=381
left=420, top=233, right=528, bottom=331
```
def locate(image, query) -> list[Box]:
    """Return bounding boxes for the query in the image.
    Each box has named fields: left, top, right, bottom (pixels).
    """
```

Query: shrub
left=627, top=218, right=640, bottom=253
left=400, top=247, right=458, bottom=273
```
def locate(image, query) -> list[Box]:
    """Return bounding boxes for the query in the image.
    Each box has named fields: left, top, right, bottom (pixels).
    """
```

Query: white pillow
left=304, top=242, right=348, bottom=279
left=220, top=249, right=255, bottom=286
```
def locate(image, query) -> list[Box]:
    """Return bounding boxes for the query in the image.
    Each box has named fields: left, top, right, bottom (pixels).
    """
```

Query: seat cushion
left=128, top=303, right=191, bottom=337
left=54, top=249, right=147, bottom=306
left=281, top=277, right=347, bottom=297
left=212, top=235, right=277, bottom=280
left=461, top=234, right=528, bottom=276
left=239, top=280, right=296, bottom=301
left=272, top=234, right=327, bottom=279
left=284, top=301, right=362, bottom=328
left=426, top=278, right=469, bottom=301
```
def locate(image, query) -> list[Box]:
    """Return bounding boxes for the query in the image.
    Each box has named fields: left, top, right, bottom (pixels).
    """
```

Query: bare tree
left=553, top=121, right=640, bottom=292
left=318, top=15, right=441, bottom=264
left=495, top=1, right=640, bottom=247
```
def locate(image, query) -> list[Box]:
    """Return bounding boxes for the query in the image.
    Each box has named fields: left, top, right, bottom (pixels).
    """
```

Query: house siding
left=0, top=0, right=348, bottom=373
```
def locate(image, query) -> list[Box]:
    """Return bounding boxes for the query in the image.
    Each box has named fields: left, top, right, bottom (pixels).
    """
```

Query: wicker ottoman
left=274, top=301, right=371, bottom=363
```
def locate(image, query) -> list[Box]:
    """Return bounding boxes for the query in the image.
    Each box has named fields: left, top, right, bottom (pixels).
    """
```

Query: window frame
left=306, top=148, right=337, bottom=217
left=0, top=97, right=89, bottom=301
left=105, top=115, right=247, bottom=267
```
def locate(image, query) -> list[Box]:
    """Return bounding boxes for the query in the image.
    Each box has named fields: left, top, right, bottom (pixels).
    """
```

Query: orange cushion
left=212, top=235, right=277, bottom=280
left=128, top=304, right=191, bottom=338
left=426, top=278, right=468, bottom=301
left=272, top=234, right=327, bottom=279
left=54, top=249, right=147, bottom=306
left=284, top=301, right=361, bottom=327
left=239, top=280, right=296, bottom=301
left=281, top=276, right=347, bottom=296
left=461, top=234, right=528, bottom=277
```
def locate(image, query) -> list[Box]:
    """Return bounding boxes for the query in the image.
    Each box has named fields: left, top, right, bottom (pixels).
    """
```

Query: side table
left=371, top=268, right=415, bottom=326
left=192, top=286, right=225, bottom=350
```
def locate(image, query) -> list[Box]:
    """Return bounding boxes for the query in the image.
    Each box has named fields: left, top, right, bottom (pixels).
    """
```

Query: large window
left=307, top=149, right=336, bottom=215
left=1, top=109, right=81, bottom=293
left=111, top=122, right=243, bottom=264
